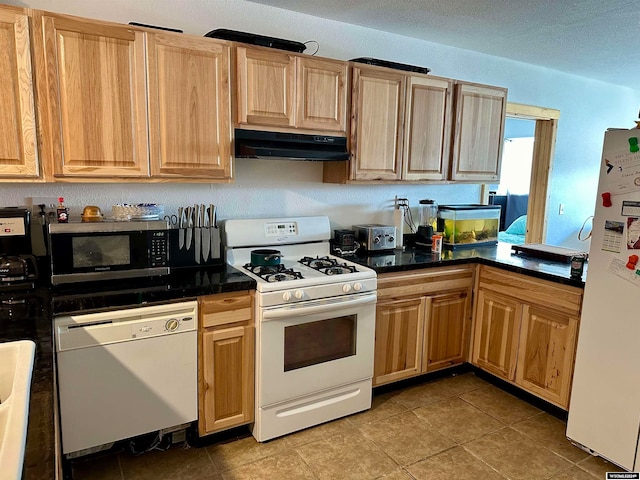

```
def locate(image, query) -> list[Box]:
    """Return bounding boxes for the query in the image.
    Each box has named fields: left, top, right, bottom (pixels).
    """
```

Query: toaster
left=353, top=224, right=396, bottom=251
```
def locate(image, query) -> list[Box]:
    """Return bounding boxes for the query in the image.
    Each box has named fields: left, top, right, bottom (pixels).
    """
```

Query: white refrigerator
left=567, top=127, right=640, bottom=471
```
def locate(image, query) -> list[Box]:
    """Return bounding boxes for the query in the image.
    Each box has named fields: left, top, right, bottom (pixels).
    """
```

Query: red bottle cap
left=58, top=197, right=64, bottom=203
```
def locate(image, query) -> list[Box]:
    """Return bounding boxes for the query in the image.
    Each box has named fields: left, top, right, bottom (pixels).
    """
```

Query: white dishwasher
left=55, top=300, right=198, bottom=456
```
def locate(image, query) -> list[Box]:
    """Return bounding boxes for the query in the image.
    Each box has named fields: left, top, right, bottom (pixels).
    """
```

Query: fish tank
left=437, top=204, right=501, bottom=248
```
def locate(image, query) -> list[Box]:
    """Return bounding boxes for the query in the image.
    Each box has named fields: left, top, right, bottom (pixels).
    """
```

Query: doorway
left=482, top=103, right=560, bottom=244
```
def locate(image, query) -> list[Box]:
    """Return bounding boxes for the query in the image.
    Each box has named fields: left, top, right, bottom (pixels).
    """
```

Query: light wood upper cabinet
left=236, top=46, right=296, bottom=128
left=296, top=56, right=348, bottom=132
left=403, top=75, right=452, bottom=181
left=236, top=45, right=348, bottom=134
left=199, top=291, right=254, bottom=436
left=324, top=67, right=506, bottom=184
left=350, top=65, right=405, bottom=181
left=38, top=14, right=149, bottom=178
left=450, top=82, right=507, bottom=182
left=147, top=33, right=231, bottom=179
left=0, top=8, right=39, bottom=179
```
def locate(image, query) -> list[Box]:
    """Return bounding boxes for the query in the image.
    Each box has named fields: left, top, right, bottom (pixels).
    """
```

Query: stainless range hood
left=234, top=129, right=349, bottom=161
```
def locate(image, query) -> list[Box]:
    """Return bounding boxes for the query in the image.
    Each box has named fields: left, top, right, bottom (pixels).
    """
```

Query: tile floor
left=69, top=373, right=621, bottom=480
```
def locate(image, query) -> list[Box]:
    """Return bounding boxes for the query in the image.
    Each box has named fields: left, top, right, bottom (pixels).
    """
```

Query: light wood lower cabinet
left=198, top=291, right=254, bottom=436
left=424, top=290, right=472, bottom=373
left=374, top=297, right=425, bottom=385
left=374, top=265, right=474, bottom=386
left=471, top=266, right=582, bottom=409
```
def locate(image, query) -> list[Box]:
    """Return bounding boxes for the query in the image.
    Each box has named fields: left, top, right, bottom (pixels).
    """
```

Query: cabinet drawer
left=378, top=265, right=474, bottom=300
left=200, top=291, right=253, bottom=328
left=477, top=266, right=582, bottom=316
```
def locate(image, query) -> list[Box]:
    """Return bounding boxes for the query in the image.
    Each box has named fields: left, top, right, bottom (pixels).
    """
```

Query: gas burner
left=243, top=263, right=304, bottom=282
left=265, top=272, right=303, bottom=282
left=299, top=256, right=358, bottom=275
left=325, top=266, right=356, bottom=275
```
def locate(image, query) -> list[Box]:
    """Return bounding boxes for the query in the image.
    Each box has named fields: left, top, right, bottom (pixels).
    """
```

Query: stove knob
left=353, top=282, right=362, bottom=292
left=373, top=235, right=381, bottom=244
left=283, top=291, right=292, bottom=301
left=294, top=290, right=304, bottom=299
left=342, top=284, right=352, bottom=293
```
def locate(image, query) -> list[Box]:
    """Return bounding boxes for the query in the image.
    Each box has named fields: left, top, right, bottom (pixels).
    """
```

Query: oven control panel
left=265, top=222, right=298, bottom=237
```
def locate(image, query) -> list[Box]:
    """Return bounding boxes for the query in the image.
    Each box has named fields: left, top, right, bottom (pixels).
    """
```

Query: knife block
left=168, top=227, right=222, bottom=268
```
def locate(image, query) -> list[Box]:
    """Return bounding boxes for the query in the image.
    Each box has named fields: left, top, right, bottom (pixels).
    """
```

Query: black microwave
left=48, top=220, right=169, bottom=285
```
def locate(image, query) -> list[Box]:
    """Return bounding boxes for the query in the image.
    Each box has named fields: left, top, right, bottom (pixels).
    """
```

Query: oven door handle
left=261, top=293, right=376, bottom=320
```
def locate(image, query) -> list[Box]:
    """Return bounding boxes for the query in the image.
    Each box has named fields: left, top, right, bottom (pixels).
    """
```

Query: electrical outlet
left=559, top=203, right=565, bottom=215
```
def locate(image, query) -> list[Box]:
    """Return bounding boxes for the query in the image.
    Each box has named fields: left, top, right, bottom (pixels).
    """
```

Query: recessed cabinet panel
left=147, top=34, right=231, bottom=178
left=0, top=10, right=39, bottom=178
left=236, top=46, right=295, bottom=127
left=403, top=76, right=452, bottom=181
left=515, top=304, right=578, bottom=408
left=351, top=67, right=405, bottom=180
left=42, top=16, right=149, bottom=177
left=423, top=289, right=470, bottom=373
left=472, top=289, right=522, bottom=380
left=374, top=297, right=424, bottom=386
left=451, top=83, right=506, bottom=181
left=296, top=57, right=347, bottom=132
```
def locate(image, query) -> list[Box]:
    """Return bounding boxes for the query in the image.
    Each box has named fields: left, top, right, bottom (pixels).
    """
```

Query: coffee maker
left=0, top=208, right=39, bottom=289
left=416, top=199, right=438, bottom=248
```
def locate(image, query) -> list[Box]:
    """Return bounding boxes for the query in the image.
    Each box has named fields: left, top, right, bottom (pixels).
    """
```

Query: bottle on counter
left=57, top=197, right=69, bottom=223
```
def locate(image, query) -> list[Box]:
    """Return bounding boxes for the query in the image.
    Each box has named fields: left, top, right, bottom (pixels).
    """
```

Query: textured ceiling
left=247, top=0, right=639, bottom=90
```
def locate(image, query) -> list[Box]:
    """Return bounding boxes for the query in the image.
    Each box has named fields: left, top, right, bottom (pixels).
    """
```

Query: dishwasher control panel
left=55, top=301, right=197, bottom=351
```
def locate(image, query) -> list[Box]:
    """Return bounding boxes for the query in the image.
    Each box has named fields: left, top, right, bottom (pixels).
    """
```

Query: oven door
left=258, top=292, right=376, bottom=407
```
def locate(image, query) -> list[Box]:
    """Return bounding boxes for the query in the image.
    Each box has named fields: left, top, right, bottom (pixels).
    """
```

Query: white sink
left=0, top=340, right=36, bottom=480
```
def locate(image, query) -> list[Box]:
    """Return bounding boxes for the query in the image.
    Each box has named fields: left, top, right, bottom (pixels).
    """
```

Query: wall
left=5, top=0, right=640, bottom=246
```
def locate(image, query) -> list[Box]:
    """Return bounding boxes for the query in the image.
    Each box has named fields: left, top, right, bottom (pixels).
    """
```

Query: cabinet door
left=296, top=57, right=348, bottom=133
left=403, top=76, right=452, bottom=181
left=200, top=325, right=254, bottom=434
left=0, top=9, right=39, bottom=178
left=39, top=15, right=149, bottom=177
left=515, top=304, right=578, bottom=408
left=472, top=289, right=521, bottom=380
left=351, top=66, right=405, bottom=181
left=374, top=297, right=424, bottom=386
left=147, top=33, right=231, bottom=179
left=236, top=46, right=295, bottom=127
left=423, top=289, right=471, bottom=373
left=450, top=83, right=506, bottom=182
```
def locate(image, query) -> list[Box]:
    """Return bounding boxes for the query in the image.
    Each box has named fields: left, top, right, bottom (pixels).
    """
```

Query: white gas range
left=223, top=216, right=377, bottom=442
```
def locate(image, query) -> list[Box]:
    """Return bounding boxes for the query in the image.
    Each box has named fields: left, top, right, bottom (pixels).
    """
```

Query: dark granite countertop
left=2, top=248, right=583, bottom=478
left=343, top=242, right=586, bottom=288
left=0, top=264, right=255, bottom=479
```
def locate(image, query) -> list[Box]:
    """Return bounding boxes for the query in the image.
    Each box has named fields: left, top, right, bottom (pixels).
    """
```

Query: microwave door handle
left=261, top=293, right=376, bottom=321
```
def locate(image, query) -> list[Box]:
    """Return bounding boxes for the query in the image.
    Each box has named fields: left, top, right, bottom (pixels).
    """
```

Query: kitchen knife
left=185, top=206, right=193, bottom=250
left=194, top=204, right=201, bottom=264
left=178, top=207, right=185, bottom=250
left=202, top=204, right=210, bottom=262
left=209, top=204, right=217, bottom=259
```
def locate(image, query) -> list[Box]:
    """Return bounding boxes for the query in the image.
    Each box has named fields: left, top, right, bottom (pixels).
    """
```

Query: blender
left=416, top=199, right=438, bottom=248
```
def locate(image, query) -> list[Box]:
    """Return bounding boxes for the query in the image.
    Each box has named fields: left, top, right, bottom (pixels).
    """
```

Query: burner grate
left=243, top=263, right=304, bottom=282
left=299, top=256, right=358, bottom=275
